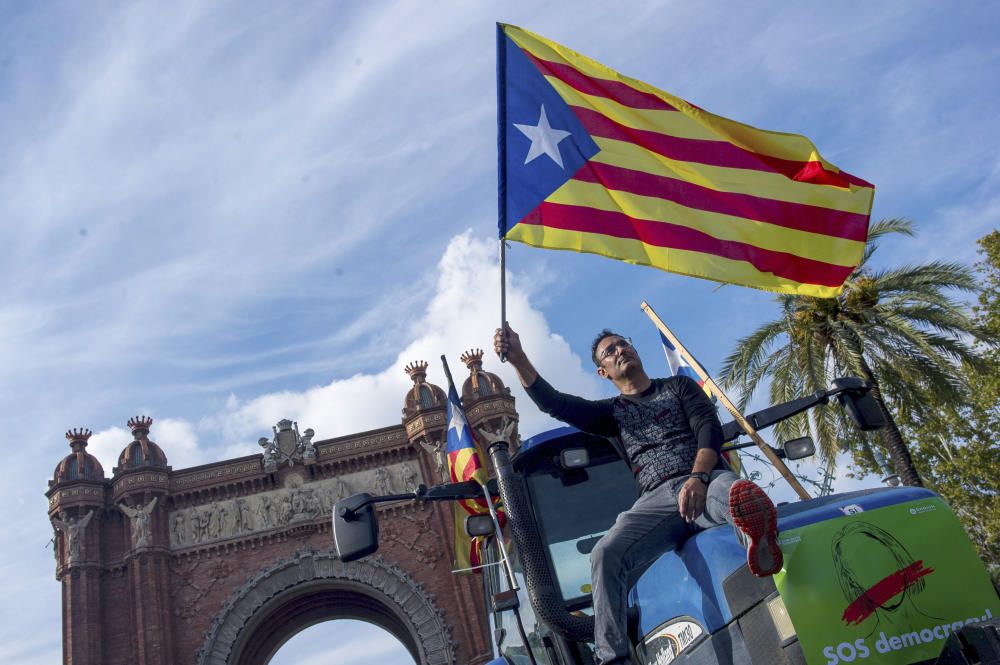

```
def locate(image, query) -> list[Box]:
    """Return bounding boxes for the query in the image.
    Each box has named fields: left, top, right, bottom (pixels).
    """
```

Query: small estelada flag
left=661, top=332, right=711, bottom=398
left=444, top=380, right=495, bottom=571
left=497, top=23, right=875, bottom=297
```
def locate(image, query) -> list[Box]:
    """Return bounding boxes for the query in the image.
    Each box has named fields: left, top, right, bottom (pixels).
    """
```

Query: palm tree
left=720, top=219, right=986, bottom=487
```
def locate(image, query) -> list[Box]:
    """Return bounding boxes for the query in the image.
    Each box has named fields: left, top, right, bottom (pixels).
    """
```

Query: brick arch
left=49, top=410, right=508, bottom=664
left=197, top=551, right=455, bottom=665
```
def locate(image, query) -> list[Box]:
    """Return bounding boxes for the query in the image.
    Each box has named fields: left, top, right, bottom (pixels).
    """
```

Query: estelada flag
left=660, top=332, right=711, bottom=396
left=444, top=380, right=496, bottom=571
left=497, top=24, right=875, bottom=297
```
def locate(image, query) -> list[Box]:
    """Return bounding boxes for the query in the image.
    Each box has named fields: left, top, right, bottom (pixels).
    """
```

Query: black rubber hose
left=488, top=441, right=594, bottom=642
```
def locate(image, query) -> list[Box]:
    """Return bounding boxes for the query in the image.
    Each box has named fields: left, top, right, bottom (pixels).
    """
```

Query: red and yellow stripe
left=503, top=25, right=875, bottom=297
left=447, top=437, right=502, bottom=571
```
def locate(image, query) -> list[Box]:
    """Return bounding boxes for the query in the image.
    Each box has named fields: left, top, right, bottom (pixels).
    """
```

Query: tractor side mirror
left=833, top=378, right=887, bottom=431
left=782, top=436, right=816, bottom=460
left=465, top=514, right=495, bottom=538
left=332, top=493, right=379, bottom=562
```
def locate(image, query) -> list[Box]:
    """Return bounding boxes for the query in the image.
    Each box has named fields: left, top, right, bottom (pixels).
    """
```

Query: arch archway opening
left=235, top=583, right=421, bottom=665
left=198, top=553, right=458, bottom=665
left=267, top=618, right=417, bottom=665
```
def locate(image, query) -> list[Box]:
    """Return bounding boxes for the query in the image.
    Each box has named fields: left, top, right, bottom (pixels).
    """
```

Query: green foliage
left=720, top=219, right=986, bottom=488
left=901, top=231, right=1000, bottom=570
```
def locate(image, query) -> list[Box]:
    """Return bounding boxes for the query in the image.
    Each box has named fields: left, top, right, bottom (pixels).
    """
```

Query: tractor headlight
left=766, top=594, right=796, bottom=642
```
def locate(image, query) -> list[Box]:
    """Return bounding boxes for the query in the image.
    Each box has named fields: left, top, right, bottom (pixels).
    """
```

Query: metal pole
left=499, top=238, right=507, bottom=363
left=481, top=482, right=518, bottom=591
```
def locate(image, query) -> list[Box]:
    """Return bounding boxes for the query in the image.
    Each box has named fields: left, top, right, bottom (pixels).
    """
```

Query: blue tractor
left=333, top=378, right=1000, bottom=665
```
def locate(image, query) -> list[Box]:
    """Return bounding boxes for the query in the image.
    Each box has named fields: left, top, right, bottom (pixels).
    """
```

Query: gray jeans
left=590, top=469, right=739, bottom=665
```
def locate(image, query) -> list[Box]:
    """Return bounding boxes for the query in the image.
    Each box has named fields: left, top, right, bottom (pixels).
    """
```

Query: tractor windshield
left=523, top=440, right=637, bottom=605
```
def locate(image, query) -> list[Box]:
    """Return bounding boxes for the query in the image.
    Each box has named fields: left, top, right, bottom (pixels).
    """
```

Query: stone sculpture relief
left=168, top=461, right=423, bottom=548
left=373, top=467, right=393, bottom=495
left=300, top=428, right=316, bottom=462
left=415, top=435, right=448, bottom=481
left=474, top=416, right=518, bottom=447
left=258, top=419, right=316, bottom=473
left=51, top=510, right=94, bottom=564
left=400, top=463, right=420, bottom=493
left=120, top=497, right=158, bottom=549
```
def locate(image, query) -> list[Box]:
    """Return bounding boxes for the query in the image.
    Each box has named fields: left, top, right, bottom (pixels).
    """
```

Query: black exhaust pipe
left=488, top=440, right=594, bottom=643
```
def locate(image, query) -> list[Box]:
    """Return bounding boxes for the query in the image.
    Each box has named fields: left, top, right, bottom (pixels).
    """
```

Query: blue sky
left=2, top=2, right=998, bottom=663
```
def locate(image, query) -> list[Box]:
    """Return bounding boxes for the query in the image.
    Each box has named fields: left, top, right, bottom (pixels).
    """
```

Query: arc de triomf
left=46, top=351, right=518, bottom=665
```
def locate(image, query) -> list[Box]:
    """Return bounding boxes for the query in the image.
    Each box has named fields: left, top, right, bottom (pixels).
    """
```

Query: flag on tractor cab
left=497, top=23, right=875, bottom=298
left=445, top=378, right=496, bottom=572
left=660, top=332, right=743, bottom=476
left=661, top=332, right=712, bottom=396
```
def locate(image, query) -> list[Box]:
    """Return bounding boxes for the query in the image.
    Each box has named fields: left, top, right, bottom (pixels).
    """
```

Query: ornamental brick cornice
left=112, top=468, right=170, bottom=499
left=171, top=457, right=263, bottom=490
left=464, top=395, right=517, bottom=421
left=317, top=425, right=408, bottom=460
left=47, top=481, right=109, bottom=510
left=404, top=409, right=447, bottom=435
left=310, top=445, right=419, bottom=477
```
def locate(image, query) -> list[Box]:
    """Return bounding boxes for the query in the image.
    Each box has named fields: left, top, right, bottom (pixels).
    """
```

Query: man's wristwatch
left=689, top=471, right=711, bottom=485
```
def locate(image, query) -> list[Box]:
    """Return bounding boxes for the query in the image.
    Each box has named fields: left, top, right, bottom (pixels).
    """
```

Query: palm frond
left=870, top=262, right=978, bottom=295
left=860, top=218, right=915, bottom=266
left=719, top=318, right=787, bottom=389
left=867, top=217, right=914, bottom=241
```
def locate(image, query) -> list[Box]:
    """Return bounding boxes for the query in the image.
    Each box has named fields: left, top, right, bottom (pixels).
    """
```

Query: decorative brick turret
left=51, top=428, right=105, bottom=485
left=116, top=416, right=168, bottom=471
left=459, top=348, right=509, bottom=405
left=402, top=361, right=447, bottom=417
left=458, top=349, right=519, bottom=456
left=402, top=360, right=449, bottom=484
left=47, top=426, right=109, bottom=665
left=112, top=416, right=173, bottom=665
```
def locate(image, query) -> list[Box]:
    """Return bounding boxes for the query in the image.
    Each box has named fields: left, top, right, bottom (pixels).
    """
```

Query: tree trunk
left=856, top=357, right=925, bottom=487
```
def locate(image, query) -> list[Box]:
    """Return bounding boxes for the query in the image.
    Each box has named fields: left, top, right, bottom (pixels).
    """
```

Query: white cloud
left=87, top=426, right=131, bottom=474
left=153, top=418, right=205, bottom=468
left=70, top=231, right=600, bottom=471
left=88, top=417, right=205, bottom=473
left=208, top=232, right=603, bottom=460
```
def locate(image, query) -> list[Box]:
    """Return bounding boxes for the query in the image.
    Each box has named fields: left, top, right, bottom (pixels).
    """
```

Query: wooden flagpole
left=641, top=301, right=811, bottom=501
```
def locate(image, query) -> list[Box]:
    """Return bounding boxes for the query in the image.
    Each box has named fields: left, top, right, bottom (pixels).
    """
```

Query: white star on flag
left=449, top=401, right=470, bottom=437
left=514, top=105, right=572, bottom=169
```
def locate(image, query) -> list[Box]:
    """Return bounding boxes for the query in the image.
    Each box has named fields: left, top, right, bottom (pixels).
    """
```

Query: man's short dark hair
left=591, top=329, right=625, bottom=366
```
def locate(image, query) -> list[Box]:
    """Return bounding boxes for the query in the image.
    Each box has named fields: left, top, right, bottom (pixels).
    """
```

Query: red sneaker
left=729, top=480, right=783, bottom=577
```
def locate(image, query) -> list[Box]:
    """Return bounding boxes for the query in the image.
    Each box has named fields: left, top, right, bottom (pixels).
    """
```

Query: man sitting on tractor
left=495, top=323, right=783, bottom=665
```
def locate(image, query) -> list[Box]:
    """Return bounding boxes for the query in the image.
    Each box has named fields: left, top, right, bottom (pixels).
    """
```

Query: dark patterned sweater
left=526, top=375, right=723, bottom=494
